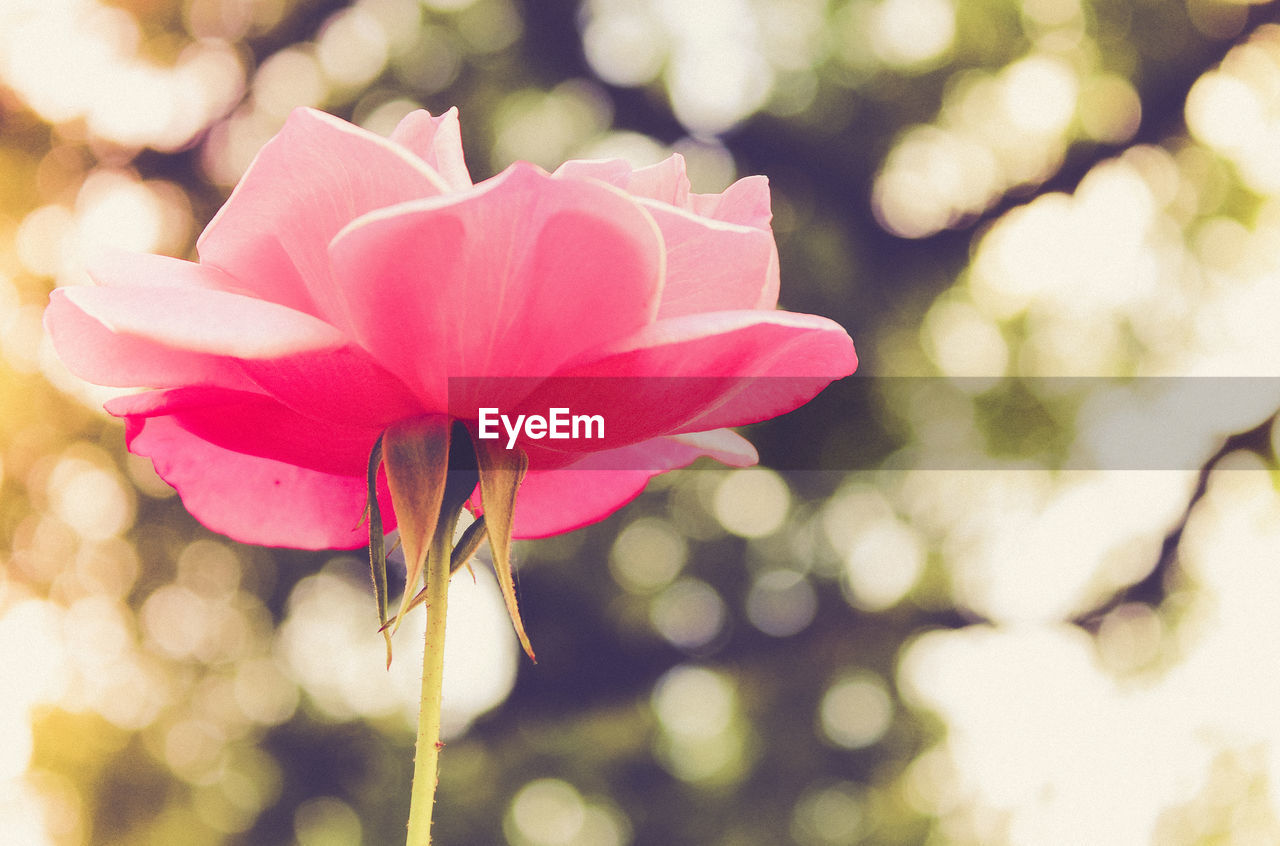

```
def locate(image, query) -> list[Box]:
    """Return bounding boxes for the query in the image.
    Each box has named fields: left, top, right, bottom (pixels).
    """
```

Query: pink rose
left=45, top=107, right=856, bottom=550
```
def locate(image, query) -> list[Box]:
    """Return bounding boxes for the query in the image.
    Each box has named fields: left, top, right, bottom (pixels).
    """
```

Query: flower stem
left=405, top=519, right=454, bottom=845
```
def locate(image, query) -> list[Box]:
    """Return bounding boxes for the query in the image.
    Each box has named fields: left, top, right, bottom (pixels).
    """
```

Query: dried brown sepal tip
left=474, top=436, right=535, bottom=663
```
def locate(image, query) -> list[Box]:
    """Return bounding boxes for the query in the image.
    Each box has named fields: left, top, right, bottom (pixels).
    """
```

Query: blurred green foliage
left=6, top=0, right=1280, bottom=844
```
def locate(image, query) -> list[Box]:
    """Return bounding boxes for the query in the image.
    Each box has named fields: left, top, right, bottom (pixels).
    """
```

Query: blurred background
left=5, top=0, right=1280, bottom=843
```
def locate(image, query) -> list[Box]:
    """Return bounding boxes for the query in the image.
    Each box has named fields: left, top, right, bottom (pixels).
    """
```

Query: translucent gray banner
left=446, top=377, right=1280, bottom=471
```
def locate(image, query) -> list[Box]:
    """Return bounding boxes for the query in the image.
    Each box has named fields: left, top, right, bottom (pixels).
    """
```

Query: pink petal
left=556, top=157, right=772, bottom=232
left=576, top=310, right=856, bottom=379
left=238, top=345, right=422, bottom=429
left=554, top=154, right=691, bottom=206
left=328, top=162, right=665, bottom=410
left=642, top=201, right=779, bottom=319
left=509, top=412, right=764, bottom=472
left=665, top=429, right=759, bottom=466
left=389, top=108, right=473, bottom=191
left=689, top=175, right=773, bottom=230
left=197, top=108, right=449, bottom=322
left=507, top=467, right=648, bottom=539
left=552, top=158, right=634, bottom=187
left=625, top=155, right=691, bottom=206
left=107, top=387, right=383, bottom=477
left=46, top=287, right=263, bottom=391
left=54, top=284, right=344, bottom=356
left=120, top=413, right=388, bottom=550
left=503, top=430, right=758, bottom=539
left=505, top=310, right=856, bottom=451
left=88, top=248, right=237, bottom=291
left=756, top=245, right=780, bottom=310
left=552, top=159, right=779, bottom=310
left=46, top=283, right=421, bottom=426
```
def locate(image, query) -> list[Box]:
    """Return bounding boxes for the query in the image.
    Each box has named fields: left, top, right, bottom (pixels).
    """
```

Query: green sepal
left=474, top=436, right=535, bottom=662
left=379, top=516, right=489, bottom=633
left=451, top=515, right=489, bottom=578
left=366, top=433, right=392, bottom=668
left=382, top=420, right=481, bottom=638
left=383, top=418, right=452, bottom=637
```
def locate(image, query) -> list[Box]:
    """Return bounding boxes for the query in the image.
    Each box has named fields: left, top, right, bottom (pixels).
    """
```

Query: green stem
left=405, top=518, right=454, bottom=845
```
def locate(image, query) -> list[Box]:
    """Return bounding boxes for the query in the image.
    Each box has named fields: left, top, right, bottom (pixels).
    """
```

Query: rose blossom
left=44, top=107, right=856, bottom=551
